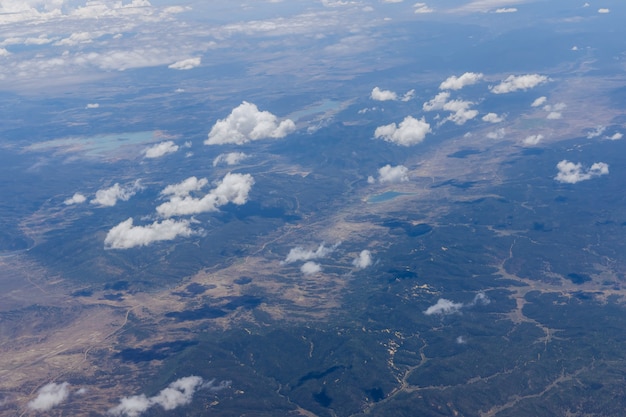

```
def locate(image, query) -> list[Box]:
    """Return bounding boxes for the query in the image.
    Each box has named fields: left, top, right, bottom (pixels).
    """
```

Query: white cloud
left=143, top=141, right=179, bottom=158
left=168, top=57, right=201, bottom=70
left=28, top=382, right=70, bottom=411
left=423, top=92, right=450, bottom=111
left=160, top=176, right=208, bottom=198
left=91, top=181, right=142, bottom=207
left=469, top=292, right=490, bottom=306
left=546, top=112, right=562, bottom=120
left=482, top=112, right=504, bottom=123
left=571, top=46, right=579, bottom=51
left=531, top=96, right=547, bottom=107
left=424, top=298, right=464, bottom=316
left=414, top=2, right=434, bottom=13
left=205, top=101, right=296, bottom=145
left=371, top=87, right=398, bottom=101
left=374, top=116, right=431, bottom=146
left=487, top=128, right=506, bottom=139
left=608, top=132, right=623, bottom=140
left=64, top=192, right=87, bottom=205
left=494, top=7, right=517, bottom=12
left=439, top=72, right=483, bottom=90
left=376, top=164, right=409, bottom=183
left=55, top=31, right=96, bottom=46
left=86, top=103, right=99, bottom=109
left=104, top=218, right=194, bottom=249
left=555, top=160, right=609, bottom=184
left=283, top=242, right=339, bottom=264
left=586, top=125, right=606, bottom=139
left=543, top=102, right=566, bottom=111
left=156, top=173, right=255, bottom=218
left=108, top=376, right=229, bottom=417
left=213, top=152, right=249, bottom=167
left=301, top=261, right=322, bottom=275
left=522, top=134, right=543, bottom=145
left=442, top=99, right=478, bottom=125
left=401, top=89, right=415, bottom=101
left=353, top=250, right=372, bottom=269
left=598, top=8, right=610, bottom=14
left=490, top=74, right=548, bottom=94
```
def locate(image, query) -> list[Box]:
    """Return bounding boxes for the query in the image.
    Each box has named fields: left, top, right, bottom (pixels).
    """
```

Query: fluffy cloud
left=104, top=218, right=194, bottom=249
left=371, top=87, right=397, bottom=101
left=424, top=299, right=464, bottom=316
left=439, top=72, right=483, bottom=90
left=522, top=134, right=543, bottom=145
left=301, top=261, right=322, bottom=275
left=490, top=74, right=548, bottom=94
left=531, top=96, right=547, bottom=107
left=28, top=382, right=70, bottom=411
left=212, top=152, right=249, bottom=167
left=423, top=91, right=478, bottom=125
left=374, top=116, right=431, bottom=146
left=168, top=57, right=201, bottom=70
left=91, top=181, right=142, bottom=207
left=352, top=250, right=372, bottom=269
left=156, top=173, right=254, bottom=218
left=64, top=192, right=87, bottom=205
left=608, top=132, right=623, bottom=140
left=160, top=176, right=208, bottom=198
left=482, top=112, right=504, bottom=123
left=375, top=164, right=409, bottom=183
left=143, top=141, right=179, bottom=158
left=283, top=242, right=339, bottom=264
left=555, top=160, right=609, bottom=184
left=205, top=102, right=296, bottom=145
left=108, top=376, right=230, bottom=417
left=546, top=111, right=562, bottom=120
left=414, top=2, right=434, bottom=13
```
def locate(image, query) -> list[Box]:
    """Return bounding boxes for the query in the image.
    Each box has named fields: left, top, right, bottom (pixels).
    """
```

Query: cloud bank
left=554, top=160, right=609, bottom=184
left=205, top=102, right=296, bottom=145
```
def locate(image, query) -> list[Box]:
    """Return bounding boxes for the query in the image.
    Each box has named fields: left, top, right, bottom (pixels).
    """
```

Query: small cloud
left=469, top=292, right=490, bottom=306
left=160, top=176, right=208, bottom=198
left=205, top=101, right=295, bottom=145
left=376, top=164, right=409, bottom=183
left=482, top=112, right=504, bottom=123
left=414, top=2, right=434, bottom=13
left=91, top=181, right=142, bottom=207
left=143, top=141, right=179, bottom=158
left=571, top=45, right=579, bottom=51
left=283, top=242, right=339, bottom=264
left=423, top=91, right=450, bottom=111
left=597, top=8, right=610, bottom=13
left=371, top=87, right=398, bottom=101
left=494, top=7, right=517, bottom=13
left=301, top=261, right=322, bottom=275
left=353, top=250, right=373, bottom=269
left=401, top=89, right=415, bottom=102
left=168, top=57, right=201, bottom=70
left=546, top=112, right=562, bottom=120
left=531, top=96, right=547, bottom=107
left=487, top=128, right=506, bottom=139
left=423, top=92, right=477, bottom=125
left=28, top=382, right=70, bottom=411
left=212, top=152, right=249, bottom=167
left=424, top=298, right=464, bottom=316
left=64, top=192, right=87, bottom=205
left=439, top=72, right=484, bottom=90
left=608, top=132, right=623, bottom=140
left=522, top=134, right=543, bottom=145
left=456, top=336, right=467, bottom=344
left=374, top=116, right=431, bottom=146
left=543, top=102, right=567, bottom=111
left=490, top=74, right=548, bottom=94
left=86, top=103, right=100, bottom=109
left=104, top=218, right=195, bottom=249
left=156, top=173, right=255, bottom=218
left=555, top=160, right=609, bottom=184
left=108, top=376, right=229, bottom=416
left=586, top=125, right=606, bottom=139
